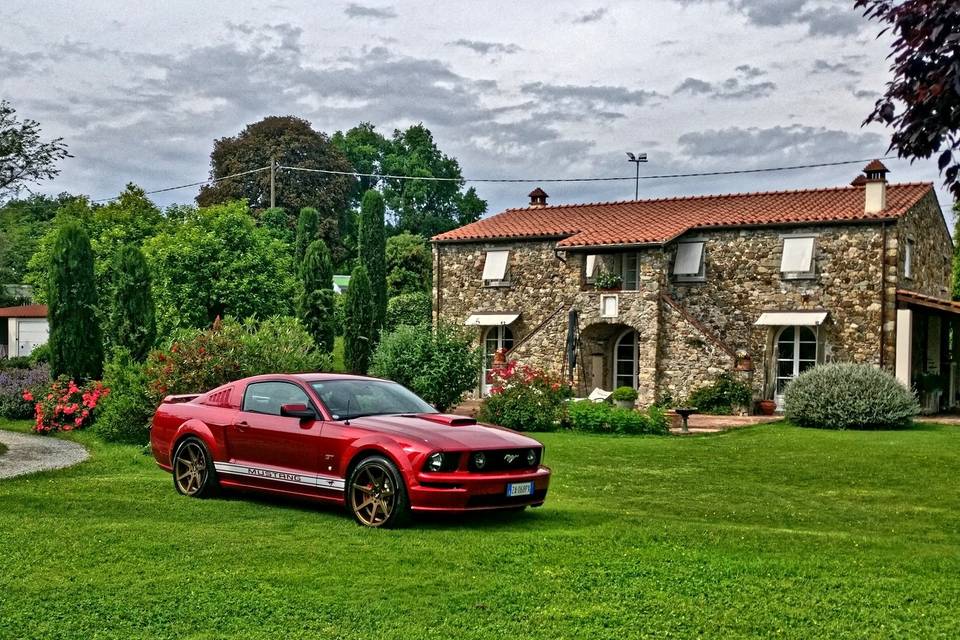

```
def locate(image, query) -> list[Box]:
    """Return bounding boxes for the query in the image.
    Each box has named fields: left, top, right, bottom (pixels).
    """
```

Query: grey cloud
left=343, top=3, right=397, bottom=19
left=811, top=59, right=862, bottom=77
left=677, top=0, right=862, bottom=36
left=447, top=39, right=522, bottom=56
left=520, top=82, right=660, bottom=119
left=674, top=67, right=775, bottom=100
left=572, top=8, right=608, bottom=23
left=677, top=125, right=885, bottom=162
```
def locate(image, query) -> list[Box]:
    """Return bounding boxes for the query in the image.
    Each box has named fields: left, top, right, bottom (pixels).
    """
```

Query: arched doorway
left=483, top=325, right=514, bottom=394
left=613, top=329, right=638, bottom=389
left=774, top=325, right=817, bottom=407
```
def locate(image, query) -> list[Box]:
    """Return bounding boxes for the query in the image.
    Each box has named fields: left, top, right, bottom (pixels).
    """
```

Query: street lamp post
left=626, top=152, right=648, bottom=200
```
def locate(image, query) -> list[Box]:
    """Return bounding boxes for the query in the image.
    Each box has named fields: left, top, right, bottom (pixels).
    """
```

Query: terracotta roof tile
left=432, top=182, right=934, bottom=248
left=0, top=304, right=47, bottom=318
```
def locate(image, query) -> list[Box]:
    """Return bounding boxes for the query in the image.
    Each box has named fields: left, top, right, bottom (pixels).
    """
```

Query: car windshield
left=310, top=379, right=436, bottom=420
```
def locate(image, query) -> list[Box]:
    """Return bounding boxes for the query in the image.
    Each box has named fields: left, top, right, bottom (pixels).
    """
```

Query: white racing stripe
left=214, top=461, right=345, bottom=491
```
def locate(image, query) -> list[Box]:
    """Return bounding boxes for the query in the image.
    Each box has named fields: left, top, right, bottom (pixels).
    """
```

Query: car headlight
left=426, top=452, right=444, bottom=472
left=527, top=449, right=537, bottom=466
left=473, top=452, right=486, bottom=470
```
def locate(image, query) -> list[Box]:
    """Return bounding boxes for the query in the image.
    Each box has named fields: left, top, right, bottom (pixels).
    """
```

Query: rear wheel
left=347, top=456, right=409, bottom=528
left=172, top=438, right=218, bottom=498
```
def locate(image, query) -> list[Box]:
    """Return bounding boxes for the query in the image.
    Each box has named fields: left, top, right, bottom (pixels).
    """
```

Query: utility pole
left=626, top=152, right=648, bottom=200
left=270, top=157, right=276, bottom=209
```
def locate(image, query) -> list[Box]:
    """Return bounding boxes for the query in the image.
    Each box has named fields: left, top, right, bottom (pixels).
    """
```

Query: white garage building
left=0, top=304, right=49, bottom=359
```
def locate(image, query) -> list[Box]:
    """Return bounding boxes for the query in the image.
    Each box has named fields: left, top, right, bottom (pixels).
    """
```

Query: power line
left=90, top=165, right=271, bottom=203
left=279, top=155, right=900, bottom=184
left=90, top=155, right=907, bottom=203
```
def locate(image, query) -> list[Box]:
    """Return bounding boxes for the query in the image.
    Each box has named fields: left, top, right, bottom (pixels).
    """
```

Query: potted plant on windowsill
left=593, top=270, right=623, bottom=291
left=610, top=386, right=638, bottom=409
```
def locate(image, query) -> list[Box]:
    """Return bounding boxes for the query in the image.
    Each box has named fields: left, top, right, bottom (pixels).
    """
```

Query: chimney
left=862, top=159, right=889, bottom=214
left=528, top=187, right=548, bottom=208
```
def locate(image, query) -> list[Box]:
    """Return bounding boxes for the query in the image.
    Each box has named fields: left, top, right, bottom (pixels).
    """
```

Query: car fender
left=170, top=419, right=226, bottom=464
left=340, top=435, right=417, bottom=481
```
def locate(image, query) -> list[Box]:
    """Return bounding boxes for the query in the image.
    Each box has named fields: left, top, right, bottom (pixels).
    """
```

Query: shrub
left=566, top=401, right=669, bottom=435
left=30, top=376, right=109, bottom=434
left=298, top=239, right=336, bottom=353
left=344, top=265, right=374, bottom=374
left=48, top=219, right=104, bottom=380
left=370, top=323, right=481, bottom=411
left=784, top=363, right=919, bottom=429
left=92, top=349, right=154, bottom=445
left=611, top=386, right=638, bottom=402
left=29, top=343, right=50, bottom=364
left=386, top=232, right=431, bottom=297
left=144, top=316, right=328, bottom=403
left=107, top=245, right=156, bottom=361
left=386, top=292, right=432, bottom=331
left=358, top=190, right=387, bottom=339
left=0, top=356, right=33, bottom=371
left=477, top=361, right=570, bottom=432
left=0, top=364, right=49, bottom=419
left=687, top=373, right=752, bottom=415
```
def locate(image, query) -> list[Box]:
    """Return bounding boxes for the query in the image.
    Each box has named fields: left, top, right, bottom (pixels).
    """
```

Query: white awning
left=464, top=313, right=520, bottom=326
left=755, top=311, right=828, bottom=326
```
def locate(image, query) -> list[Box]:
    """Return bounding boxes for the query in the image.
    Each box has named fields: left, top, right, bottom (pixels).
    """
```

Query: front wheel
left=347, top=456, right=410, bottom=528
left=172, top=437, right=218, bottom=498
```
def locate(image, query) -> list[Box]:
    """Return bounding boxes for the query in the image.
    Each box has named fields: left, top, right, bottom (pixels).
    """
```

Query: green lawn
left=1, top=419, right=959, bottom=639
left=332, top=335, right=345, bottom=372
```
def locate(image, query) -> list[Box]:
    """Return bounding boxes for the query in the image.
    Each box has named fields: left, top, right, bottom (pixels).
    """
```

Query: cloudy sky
left=1, top=0, right=951, bottom=221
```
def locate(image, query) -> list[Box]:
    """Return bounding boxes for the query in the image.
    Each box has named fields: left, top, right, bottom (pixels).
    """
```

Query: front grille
left=467, top=448, right=541, bottom=473
left=467, top=489, right=548, bottom=508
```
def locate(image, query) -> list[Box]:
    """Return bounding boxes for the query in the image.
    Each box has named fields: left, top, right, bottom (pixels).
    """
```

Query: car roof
left=240, top=372, right=392, bottom=385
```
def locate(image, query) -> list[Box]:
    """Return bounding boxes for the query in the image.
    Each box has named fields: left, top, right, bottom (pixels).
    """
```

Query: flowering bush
left=477, top=361, right=571, bottom=432
left=566, top=401, right=669, bottom=435
left=29, top=376, right=109, bottom=434
left=0, top=364, right=50, bottom=419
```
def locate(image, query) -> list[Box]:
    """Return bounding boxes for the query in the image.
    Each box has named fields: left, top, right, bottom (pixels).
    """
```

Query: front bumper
left=408, top=465, right=551, bottom=511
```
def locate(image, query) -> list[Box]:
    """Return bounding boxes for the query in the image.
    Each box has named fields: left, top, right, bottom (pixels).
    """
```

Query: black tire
left=347, top=455, right=410, bottom=528
left=172, top=437, right=219, bottom=498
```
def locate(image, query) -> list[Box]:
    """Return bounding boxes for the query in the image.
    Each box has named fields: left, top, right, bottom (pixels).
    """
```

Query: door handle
left=235, top=421, right=250, bottom=431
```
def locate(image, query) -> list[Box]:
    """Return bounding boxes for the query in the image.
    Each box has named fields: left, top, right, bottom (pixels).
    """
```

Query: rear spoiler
left=162, top=393, right=200, bottom=405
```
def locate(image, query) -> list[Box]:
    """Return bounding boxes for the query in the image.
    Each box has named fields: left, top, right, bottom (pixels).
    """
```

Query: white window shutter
left=904, top=240, right=913, bottom=278
left=482, top=250, right=510, bottom=281
left=780, top=237, right=815, bottom=273
left=585, top=254, right=597, bottom=277
left=673, top=242, right=704, bottom=276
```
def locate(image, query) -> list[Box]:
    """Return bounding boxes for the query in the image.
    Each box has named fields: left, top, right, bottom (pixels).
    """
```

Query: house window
left=904, top=238, right=914, bottom=279
left=775, top=326, right=818, bottom=399
left=614, top=253, right=639, bottom=290
left=585, top=254, right=598, bottom=283
left=780, top=236, right=816, bottom=279
left=614, top=329, right=638, bottom=389
left=482, top=325, right=514, bottom=394
left=481, top=250, right=510, bottom=285
left=673, top=241, right=705, bottom=281
left=600, top=294, right=618, bottom=318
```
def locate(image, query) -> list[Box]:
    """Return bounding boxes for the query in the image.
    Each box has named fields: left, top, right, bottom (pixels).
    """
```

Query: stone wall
left=895, top=190, right=952, bottom=298
left=665, top=222, right=887, bottom=396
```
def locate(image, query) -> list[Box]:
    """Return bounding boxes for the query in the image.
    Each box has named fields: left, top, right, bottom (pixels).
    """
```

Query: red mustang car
left=150, top=374, right=551, bottom=527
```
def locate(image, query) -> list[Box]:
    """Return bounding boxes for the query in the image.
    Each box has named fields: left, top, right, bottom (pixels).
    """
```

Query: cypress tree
left=344, top=264, right=373, bottom=374
left=295, top=207, right=320, bottom=266
left=299, top=239, right=336, bottom=353
left=108, top=245, right=156, bottom=361
left=358, top=190, right=386, bottom=341
left=48, top=220, right=104, bottom=380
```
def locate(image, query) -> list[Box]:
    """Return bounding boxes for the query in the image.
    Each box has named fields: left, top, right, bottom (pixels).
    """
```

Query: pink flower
left=22, top=391, right=33, bottom=402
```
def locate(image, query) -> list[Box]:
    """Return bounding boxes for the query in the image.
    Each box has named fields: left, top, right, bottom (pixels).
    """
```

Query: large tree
left=0, top=100, right=70, bottom=204
left=196, top=115, right=352, bottom=222
left=358, top=190, right=387, bottom=340
left=333, top=122, right=487, bottom=239
left=344, top=264, right=374, bottom=374
left=0, top=193, right=69, bottom=287
left=386, top=232, right=432, bottom=297
left=48, top=220, right=103, bottom=380
left=108, top=245, right=156, bottom=361
left=857, top=0, right=960, bottom=198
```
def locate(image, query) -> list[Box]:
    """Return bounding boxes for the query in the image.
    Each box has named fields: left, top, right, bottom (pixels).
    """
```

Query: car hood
left=345, top=413, right=542, bottom=450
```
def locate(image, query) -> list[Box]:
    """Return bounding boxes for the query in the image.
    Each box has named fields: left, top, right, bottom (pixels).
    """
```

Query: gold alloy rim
left=174, top=441, right=207, bottom=495
left=351, top=464, right=396, bottom=527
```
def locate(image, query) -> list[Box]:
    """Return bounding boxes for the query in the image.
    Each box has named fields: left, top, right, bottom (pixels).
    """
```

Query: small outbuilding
left=0, top=304, right=49, bottom=359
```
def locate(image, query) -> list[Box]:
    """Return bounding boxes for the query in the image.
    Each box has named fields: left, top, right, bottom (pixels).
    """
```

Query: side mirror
left=280, top=403, right=316, bottom=421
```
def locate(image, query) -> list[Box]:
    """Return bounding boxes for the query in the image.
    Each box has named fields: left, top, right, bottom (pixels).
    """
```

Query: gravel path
left=0, top=430, right=89, bottom=479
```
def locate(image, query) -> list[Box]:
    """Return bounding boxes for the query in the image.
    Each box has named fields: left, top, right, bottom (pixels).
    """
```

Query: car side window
left=242, top=382, right=310, bottom=416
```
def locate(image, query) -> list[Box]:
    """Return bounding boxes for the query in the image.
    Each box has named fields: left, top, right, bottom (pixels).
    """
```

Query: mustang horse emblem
left=504, top=454, right=519, bottom=463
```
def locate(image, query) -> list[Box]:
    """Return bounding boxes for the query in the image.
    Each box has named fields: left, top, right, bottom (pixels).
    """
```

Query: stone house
left=431, top=161, right=958, bottom=411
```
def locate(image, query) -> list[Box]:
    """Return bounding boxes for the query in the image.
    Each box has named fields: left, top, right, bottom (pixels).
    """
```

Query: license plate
left=506, top=481, right=534, bottom=497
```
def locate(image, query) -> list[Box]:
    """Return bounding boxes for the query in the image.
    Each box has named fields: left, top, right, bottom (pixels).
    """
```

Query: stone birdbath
left=674, top=407, right=698, bottom=434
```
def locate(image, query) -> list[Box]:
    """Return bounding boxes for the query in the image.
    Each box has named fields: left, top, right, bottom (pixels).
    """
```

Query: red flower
left=22, top=391, right=33, bottom=402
